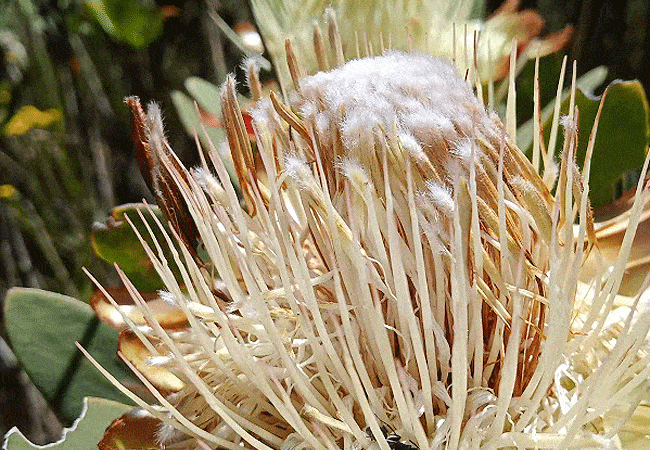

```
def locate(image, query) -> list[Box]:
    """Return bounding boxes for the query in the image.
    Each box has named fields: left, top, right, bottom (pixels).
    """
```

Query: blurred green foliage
left=0, top=0, right=252, bottom=443
left=0, top=0, right=250, bottom=302
left=84, top=0, right=165, bottom=49
left=91, top=203, right=182, bottom=292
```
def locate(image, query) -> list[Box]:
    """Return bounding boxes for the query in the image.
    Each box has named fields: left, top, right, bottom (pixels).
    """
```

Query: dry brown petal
left=593, top=211, right=650, bottom=296
left=98, top=411, right=161, bottom=450
left=221, top=76, right=260, bottom=216
left=125, top=96, right=201, bottom=253
left=491, top=0, right=520, bottom=16
left=594, top=171, right=650, bottom=221
left=160, top=5, right=180, bottom=18
left=118, top=329, right=185, bottom=393
left=196, top=104, right=256, bottom=141
left=125, top=96, right=154, bottom=192
left=91, top=287, right=188, bottom=330
left=511, top=11, right=544, bottom=42
left=583, top=184, right=650, bottom=296
left=98, top=408, right=192, bottom=450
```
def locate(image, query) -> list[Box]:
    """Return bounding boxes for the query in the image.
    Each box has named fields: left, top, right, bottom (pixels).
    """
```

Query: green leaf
left=514, top=53, right=566, bottom=127
left=517, top=55, right=607, bottom=127
left=3, top=288, right=135, bottom=424
left=564, top=81, right=647, bottom=207
left=517, top=64, right=608, bottom=152
left=2, top=397, right=132, bottom=450
left=170, top=90, right=202, bottom=138
left=521, top=79, right=649, bottom=208
left=91, top=203, right=179, bottom=292
left=185, top=76, right=223, bottom=118
left=171, top=89, right=227, bottom=149
left=84, top=0, right=164, bottom=48
left=171, top=89, right=236, bottom=184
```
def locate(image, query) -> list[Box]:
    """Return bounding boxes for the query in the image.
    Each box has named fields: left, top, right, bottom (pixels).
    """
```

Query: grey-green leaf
left=2, top=397, right=131, bottom=450
left=171, top=89, right=235, bottom=184
left=3, top=288, right=135, bottom=424
left=517, top=65, right=608, bottom=152
left=91, top=203, right=179, bottom=292
left=185, top=76, right=223, bottom=117
left=529, top=80, right=649, bottom=208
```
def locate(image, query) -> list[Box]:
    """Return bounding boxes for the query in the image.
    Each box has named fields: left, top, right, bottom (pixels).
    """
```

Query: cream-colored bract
left=86, top=14, right=650, bottom=450
left=247, top=0, right=573, bottom=96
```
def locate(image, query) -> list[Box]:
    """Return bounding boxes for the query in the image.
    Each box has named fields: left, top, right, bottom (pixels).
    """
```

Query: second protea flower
left=89, top=19, right=650, bottom=450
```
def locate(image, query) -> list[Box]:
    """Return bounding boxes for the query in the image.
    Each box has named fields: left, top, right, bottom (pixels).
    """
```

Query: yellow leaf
left=4, top=105, right=61, bottom=136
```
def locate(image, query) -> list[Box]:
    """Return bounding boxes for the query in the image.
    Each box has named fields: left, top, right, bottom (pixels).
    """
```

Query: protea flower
left=249, top=0, right=573, bottom=93
left=83, top=12, right=650, bottom=450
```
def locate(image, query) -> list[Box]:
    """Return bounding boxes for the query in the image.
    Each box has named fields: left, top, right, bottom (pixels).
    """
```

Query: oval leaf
left=3, top=288, right=136, bottom=423
left=184, top=76, right=223, bottom=118
left=584, top=209, right=650, bottom=296
left=170, top=89, right=236, bottom=186
left=170, top=90, right=227, bottom=151
left=91, top=203, right=180, bottom=292
left=3, top=397, right=132, bottom=450
left=530, top=80, right=649, bottom=208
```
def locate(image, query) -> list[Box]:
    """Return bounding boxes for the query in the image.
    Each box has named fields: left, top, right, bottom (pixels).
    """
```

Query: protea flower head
left=84, top=12, right=650, bottom=450
left=249, top=0, right=573, bottom=93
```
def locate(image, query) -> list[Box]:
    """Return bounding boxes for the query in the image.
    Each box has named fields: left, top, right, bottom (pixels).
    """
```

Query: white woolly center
left=292, top=51, right=497, bottom=155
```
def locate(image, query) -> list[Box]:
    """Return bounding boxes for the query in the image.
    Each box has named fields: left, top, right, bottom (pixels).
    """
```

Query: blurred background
left=1, top=0, right=649, bottom=445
